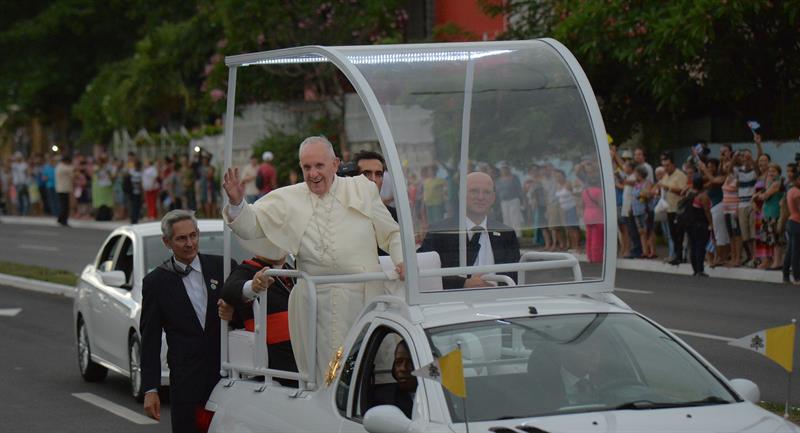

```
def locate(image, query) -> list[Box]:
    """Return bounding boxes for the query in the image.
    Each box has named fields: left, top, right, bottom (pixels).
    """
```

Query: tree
left=487, top=0, right=800, bottom=145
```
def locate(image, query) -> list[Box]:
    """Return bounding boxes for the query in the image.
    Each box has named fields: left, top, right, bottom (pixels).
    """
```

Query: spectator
left=92, top=155, right=114, bottom=220
left=496, top=161, right=524, bottom=237
left=257, top=151, right=278, bottom=197
left=55, top=155, right=74, bottom=226
left=142, top=158, right=160, bottom=220
left=721, top=160, right=742, bottom=266
left=734, top=149, right=757, bottom=265
left=756, top=163, right=785, bottom=270
left=687, top=175, right=713, bottom=277
left=633, top=147, right=654, bottom=182
left=43, top=154, right=58, bottom=216
left=581, top=171, right=604, bottom=263
left=74, top=159, right=91, bottom=219
left=697, top=158, right=728, bottom=266
left=422, top=164, right=446, bottom=225
left=554, top=169, right=580, bottom=252
left=179, top=154, right=196, bottom=210
left=27, top=156, right=43, bottom=216
left=127, top=157, right=143, bottom=224
left=111, top=158, right=127, bottom=220
left=161, top=157, right=182, bottom=211
left=653, top=166, right=674, bottom=260
left=11, top=151, right=29, bottom=216
left=658, top=151, right=688, bottom=265
left=241, top=155, right=260, bottom=204
left=617, top=159, right=638, bottom=258
left=632, top=165, right=655, bottom=258
left=783, top=173, right=800, bottom=284
left=203, top=164, right=219, bottom=218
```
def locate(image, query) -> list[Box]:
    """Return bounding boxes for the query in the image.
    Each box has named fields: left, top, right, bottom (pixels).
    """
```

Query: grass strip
left=759, top=401, right=800, bottom=424
left=0, top=261, right=78, bottom=286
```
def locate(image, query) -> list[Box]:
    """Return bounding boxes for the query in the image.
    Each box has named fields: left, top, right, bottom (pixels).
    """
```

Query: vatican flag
left=412, top=348, right=466, bottom=398
left=728, top=323, right=796, bottom=373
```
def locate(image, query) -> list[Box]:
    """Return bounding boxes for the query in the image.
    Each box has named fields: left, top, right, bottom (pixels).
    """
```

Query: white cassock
left=224, top=175, right=402, bottom=385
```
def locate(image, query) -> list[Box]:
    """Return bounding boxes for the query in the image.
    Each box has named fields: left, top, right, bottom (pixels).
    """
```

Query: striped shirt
left=722, top=176, right=739, bottom=214
left=735, top=166, right=756, bottom=208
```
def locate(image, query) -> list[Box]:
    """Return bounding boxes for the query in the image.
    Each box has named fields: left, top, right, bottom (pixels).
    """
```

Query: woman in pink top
left=581, top=179, right=604, bottom=263
left=783, top=176, right=800, bottom=284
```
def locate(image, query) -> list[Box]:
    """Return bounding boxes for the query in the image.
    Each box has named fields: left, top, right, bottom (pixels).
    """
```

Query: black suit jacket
left=140, top=253, right=233, bottom=403
left=419, top=217, right=520, bottom=289
left=372, top=383, right=414, bottom=418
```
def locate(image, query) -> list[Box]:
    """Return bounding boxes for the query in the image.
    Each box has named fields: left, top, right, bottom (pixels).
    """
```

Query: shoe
left=696, top=272, right=709, bottom=277
left=668, top=258, right=681, bottom=266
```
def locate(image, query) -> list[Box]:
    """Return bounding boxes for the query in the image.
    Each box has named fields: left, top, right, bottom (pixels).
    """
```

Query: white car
left=72, top=220, right=248, bottom=401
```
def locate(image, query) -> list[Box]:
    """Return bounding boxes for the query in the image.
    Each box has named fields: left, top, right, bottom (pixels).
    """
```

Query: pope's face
left=300, top=141, right=339, bottom=196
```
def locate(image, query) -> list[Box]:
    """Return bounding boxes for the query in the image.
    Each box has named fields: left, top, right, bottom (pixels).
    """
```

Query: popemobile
left=205, top=40, right=800, bottom=433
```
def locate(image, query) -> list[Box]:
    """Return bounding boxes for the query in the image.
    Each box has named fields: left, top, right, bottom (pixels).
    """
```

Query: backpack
left=674, top=192, right=697, bottom=229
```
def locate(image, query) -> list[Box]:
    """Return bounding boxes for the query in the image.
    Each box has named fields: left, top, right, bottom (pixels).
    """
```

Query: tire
left=77, top=318, right=108, bottom=382
left=129, top=334, right=144, bottom=402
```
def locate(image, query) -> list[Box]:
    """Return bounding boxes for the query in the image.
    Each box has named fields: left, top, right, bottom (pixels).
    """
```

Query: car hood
left=469, top=402, right=799, bottom=433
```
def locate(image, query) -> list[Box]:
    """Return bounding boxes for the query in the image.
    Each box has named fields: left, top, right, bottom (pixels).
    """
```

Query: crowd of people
left=0, top=149, right=281, bottom=226
left=3, top=133, right=799, bottom=285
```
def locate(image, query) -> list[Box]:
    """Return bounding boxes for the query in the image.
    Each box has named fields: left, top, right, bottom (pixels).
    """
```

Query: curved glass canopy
left=224, top=40, right=616, bottom=306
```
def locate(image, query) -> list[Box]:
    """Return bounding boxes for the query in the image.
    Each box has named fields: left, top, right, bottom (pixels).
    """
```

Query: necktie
left=173, top=258, right=192, bottom=277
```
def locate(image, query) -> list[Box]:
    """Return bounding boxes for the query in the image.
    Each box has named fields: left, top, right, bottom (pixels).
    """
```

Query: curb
left=0, top=273, right=76, bottom=298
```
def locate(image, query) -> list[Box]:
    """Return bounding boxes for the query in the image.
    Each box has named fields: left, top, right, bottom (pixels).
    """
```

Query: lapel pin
left=492, top=231, right=500, bottom=236
left=210, top=279, right=219, bottom=290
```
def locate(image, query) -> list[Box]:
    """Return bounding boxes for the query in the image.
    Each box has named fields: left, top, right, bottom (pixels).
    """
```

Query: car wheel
left=77, top=318, right=108, bottom=382
left=129, top=334, right=144, bottom=402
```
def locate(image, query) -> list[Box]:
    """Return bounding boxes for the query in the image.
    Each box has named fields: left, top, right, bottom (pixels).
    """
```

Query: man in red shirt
left=258, top=151, right=278, bottom=197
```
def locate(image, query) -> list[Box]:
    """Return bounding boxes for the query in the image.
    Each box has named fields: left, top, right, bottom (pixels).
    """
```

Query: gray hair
left=161, top=209, right=198, bottom=239
left=298, top=136, right=335, bottom=160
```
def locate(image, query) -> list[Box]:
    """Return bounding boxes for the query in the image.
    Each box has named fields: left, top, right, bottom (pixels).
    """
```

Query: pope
left=222, top=136, right=404, bottom=385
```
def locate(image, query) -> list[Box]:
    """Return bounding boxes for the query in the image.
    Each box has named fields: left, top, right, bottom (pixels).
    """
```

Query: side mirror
left=100, top=270, right=127, bottom=288
left=729, top=378, right=760, bottom=403
left=364, top=405, right=412, bottom=433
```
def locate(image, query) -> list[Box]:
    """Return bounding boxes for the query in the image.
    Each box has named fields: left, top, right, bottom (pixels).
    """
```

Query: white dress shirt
left=173, top=255, right=207, bottom=329
left=467, top=216, right=495, bottom=268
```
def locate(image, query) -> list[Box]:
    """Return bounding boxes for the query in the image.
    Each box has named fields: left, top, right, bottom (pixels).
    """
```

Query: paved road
left=0, top=285, right=171, bottom=433
left=0, top=223, right=109, bottom=274
left=616, top=270, right=800, bottom=405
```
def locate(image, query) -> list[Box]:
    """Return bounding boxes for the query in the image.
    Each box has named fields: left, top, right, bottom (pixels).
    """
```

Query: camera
left=337, top=160, right=360, bottom=177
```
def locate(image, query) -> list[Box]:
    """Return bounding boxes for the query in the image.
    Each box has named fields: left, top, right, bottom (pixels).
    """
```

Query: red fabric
left=145, top=190, right=158, bottom=219
left=195, top=405, right=214, bottom=433
left=244, top=311, right=290, bottom=344
left=258, top=163, right=277, bottom=194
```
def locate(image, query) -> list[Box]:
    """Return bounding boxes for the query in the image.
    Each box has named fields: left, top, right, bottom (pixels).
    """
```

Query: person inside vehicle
left=218, top=243, right=298, bottom=384
left=371, top=340, right=417, bottom=418
left=353, top=150, right=397, bottom=221
left=419, top=171, right=521, bottom=289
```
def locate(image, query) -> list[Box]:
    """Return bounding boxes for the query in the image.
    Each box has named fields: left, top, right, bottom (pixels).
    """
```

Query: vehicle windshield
left=426, top=313, right=737, bottom=422
left=144, top=232, right=250, bottom=274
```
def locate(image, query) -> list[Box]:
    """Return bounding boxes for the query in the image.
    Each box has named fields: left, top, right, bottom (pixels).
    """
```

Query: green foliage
left=490, top=0, right=800, bottom=143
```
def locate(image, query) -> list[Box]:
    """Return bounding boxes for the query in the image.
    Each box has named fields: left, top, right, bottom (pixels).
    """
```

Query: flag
left=728, top=323, right=796, bottom=373
left=412, top=348, right=466, bottom=398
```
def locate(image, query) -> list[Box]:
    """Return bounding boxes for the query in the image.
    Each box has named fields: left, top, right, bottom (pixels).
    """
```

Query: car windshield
left=143, top=232, right=250, bottom=274
left=426, top=313, right=737, bottom=422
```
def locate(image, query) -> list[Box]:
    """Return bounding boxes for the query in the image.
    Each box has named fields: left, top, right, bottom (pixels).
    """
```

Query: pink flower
left=210, top=89, right=225, bottom=102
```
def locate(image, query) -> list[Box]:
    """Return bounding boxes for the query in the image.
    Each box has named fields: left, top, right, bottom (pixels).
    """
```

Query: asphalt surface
left=0, top=285, right=171, bottom=433
left=0, top=222, right=110, bottom=274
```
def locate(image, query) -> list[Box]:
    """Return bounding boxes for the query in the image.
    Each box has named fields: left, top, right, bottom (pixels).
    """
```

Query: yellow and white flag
left=412, top=348, right=466, bottom=398
left=728, top=323, right=796, bottom=373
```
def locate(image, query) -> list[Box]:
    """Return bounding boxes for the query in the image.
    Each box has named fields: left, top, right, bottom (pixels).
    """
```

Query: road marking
left=21, top=229, right=59, bottom=237
left=668, top=328, right=734, bottom=342
left=17, top=244, right=60, bottom=252
left=72, top=393, right=157, bottom=425
left=615, top=287, right=654, bottom=295
left=0, top=308, right=21, bottom=317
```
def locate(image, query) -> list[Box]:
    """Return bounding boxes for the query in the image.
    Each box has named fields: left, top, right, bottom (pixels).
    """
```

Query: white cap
left=262, top=151, right=274, bottom=161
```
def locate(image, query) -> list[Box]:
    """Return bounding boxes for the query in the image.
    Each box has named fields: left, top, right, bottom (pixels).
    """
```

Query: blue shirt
left=42, top=164, right=56, bottom=189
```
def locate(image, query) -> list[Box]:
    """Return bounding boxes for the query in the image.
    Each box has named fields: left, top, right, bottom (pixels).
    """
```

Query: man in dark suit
left=140, top=209, right=233, bottom=433
left=420, top=171, right=520, bottom=289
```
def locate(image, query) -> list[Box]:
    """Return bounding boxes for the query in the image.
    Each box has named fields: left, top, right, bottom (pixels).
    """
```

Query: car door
left=93, top=235, right=137, bottom=368
left=86, top=234, right=122, bottom=361
left=339, top=319, right=427, bottom=433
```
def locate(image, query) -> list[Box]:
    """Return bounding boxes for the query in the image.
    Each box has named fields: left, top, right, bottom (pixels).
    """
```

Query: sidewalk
left=0, top=214, right=789, bottom=284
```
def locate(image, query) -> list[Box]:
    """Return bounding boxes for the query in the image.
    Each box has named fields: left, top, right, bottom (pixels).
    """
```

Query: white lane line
left=72, top=393, right=157, bottom=425
left=615, top=287, right=654, bottom=294
left=17, top=244, right=59, bottom=252
left=0, top=308, right=22, bottom=316
left=668, top=328, right=734, bottom=342
left=21, top=230, right=59, bottom=237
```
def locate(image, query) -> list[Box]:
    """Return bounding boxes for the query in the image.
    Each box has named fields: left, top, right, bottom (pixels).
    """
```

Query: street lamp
left=194, top=145, right=201, bottom=153
left=51, top=145, right=59, bottom=152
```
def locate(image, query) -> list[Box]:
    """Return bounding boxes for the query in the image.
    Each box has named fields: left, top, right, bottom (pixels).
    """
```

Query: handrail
left=519, top=251, right=582, bottom=283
